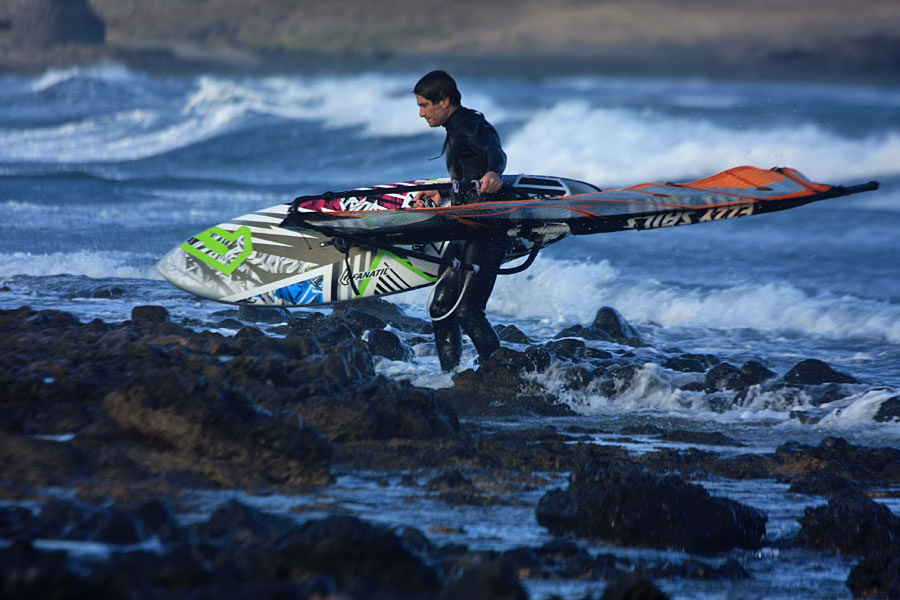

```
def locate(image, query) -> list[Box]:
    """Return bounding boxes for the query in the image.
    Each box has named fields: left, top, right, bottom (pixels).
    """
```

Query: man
left=412, top=70, right=508, bottom=372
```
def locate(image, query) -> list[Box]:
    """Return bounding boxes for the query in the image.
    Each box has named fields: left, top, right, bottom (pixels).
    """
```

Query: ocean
left=1, top=64, right=899, bottom=598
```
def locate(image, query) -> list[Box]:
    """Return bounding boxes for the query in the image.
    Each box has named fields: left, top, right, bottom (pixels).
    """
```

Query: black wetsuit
left=430, top=106, right=507, bottom=371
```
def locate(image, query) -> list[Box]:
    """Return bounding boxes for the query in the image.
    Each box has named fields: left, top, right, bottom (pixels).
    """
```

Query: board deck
left=157, top=174, right=594, bottom=307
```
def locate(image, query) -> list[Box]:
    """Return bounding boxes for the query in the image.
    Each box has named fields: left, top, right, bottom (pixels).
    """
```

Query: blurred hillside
left=2, top=0, right=899, bottom=81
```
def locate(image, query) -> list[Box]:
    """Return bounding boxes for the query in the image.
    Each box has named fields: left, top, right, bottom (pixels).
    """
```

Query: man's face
left=416, top=94, right=454, bottom=128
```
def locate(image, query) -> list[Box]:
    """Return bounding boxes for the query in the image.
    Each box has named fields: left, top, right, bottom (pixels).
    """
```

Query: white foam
left=504, top=101, right=900, bottom=185
left=486, top=257, right=900, bottom=344
left=814, top=387, right=900, bottom=429
left=0, top=251, right=159, bottom=279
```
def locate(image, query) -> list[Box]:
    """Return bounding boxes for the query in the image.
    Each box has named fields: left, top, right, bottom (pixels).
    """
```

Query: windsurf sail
left=281, top=166, right=879, bottom=245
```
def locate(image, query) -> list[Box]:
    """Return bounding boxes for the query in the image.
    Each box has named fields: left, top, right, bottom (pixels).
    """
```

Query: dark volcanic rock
left=130, top=304, right=169, bottom=324
left=846, top=542, right=900, bottom=600
left=263, top=515, right=442, bottom=597
left=704, top=360, right=774, bottom=392
left=787, top=471, right=865, bottom=498
left=536, top=458, right=767, bottom=554
left=794, top=492, right=900, bottom=556
left=437, top=563, right=528, bottom=600
left=591, top=306, right=644, bottom=347
left=663, top=353, right=719, bottom=373
left=332, top=296, right=431, bottom=334
left=784, top=358, right=858, bottom=385
left=103, top=367, right=333, bottom=487
left=297, top=376, right=459, bottom=442
left=366, top=328, right=412, bottom=361
left=874, top=394, right=900, bottom=422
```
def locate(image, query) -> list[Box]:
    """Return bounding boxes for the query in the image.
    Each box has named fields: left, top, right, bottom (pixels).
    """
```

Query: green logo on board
left=180, top=225, right=253, bottom=275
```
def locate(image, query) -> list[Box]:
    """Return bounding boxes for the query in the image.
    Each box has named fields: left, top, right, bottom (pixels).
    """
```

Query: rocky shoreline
left=2, top=301, right=899, bottom=598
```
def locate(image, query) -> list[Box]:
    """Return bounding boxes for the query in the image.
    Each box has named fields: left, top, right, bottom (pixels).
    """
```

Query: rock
left=0, top=540, right=99, bottom=599
left=554, top=323, right=614, bottom=343
left=591, top=306, right=644, bottom=346
left=0, top=0, right=105, bottom=50
left=103, top=368, right=333, bottom=487
left=262, top=515, right=442, bottom=597
left=495, top=324, right=532, bottom=344
left=874, top=394, right=900, bottom=422
left=437, top=563, right=528, bottom=600
left=367, top=328, right=412, bottom=361
left=784, top=359, right=858, bottom=384
left=658, top=430, right=741, bottom=447
left=704, top=361, right=773, bottom=392
left=788, top=471, right=864, bottom=498
left=130, top=305, right=169, bottom=324
left=663, top=353, right=718, bottom=373
left=483, top=346, right=552, bottom=374
left=332, top=297, right=431, bottom=333
left=545, top=337, right=586, bottom=359
left=601, top=573, right=670, bottom=600
left=191, top=500, right=297, bottom=548
left=536, top=458, right=767, bottom=554
left=426, top=470, right=473, bottom=491
left=794, top=493, right=900, bottom=556
left=297, top=376, right=459, bottom=442
left=846, top=542, right=900, bottom=600
left=237, top=304, right=291, bottom=323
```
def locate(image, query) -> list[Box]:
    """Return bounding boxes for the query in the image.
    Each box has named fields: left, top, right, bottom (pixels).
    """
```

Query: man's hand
left=413, top=189, right=441, bottom=208
left=479, top=171, right=502, bottom=194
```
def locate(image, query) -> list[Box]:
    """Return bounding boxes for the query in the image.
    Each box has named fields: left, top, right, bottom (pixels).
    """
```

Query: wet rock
left=664, top=353, right=719, bottom=373
left=874, top=394, right=900, bottom=422
left=650, top=557, right=749, bottom=580
left=658, top=430, right=741, bottom=447
left=262, top=515, right=442, bottom=597
left=0, top=540, right=100, bottom=599
left=426, top=470, right=474, bottom=491
left=784, top=358, right=858, bottom=384
left=591, top=306, right=644, bottom=347
left=191, top=500, right=296, bottom=548
left=495, top=324, right=532, bottom=344
left=90, top=510, right=143, bottom=544
left=773, top=437, right=900, bottom=484
left=788, top=471, right=865, bottom=498
left=103, top=368, right=333, bottom=487
left=601, top=573, right=669, bottom=600
left=846, top=542, right=900, bottom=600
left=704, top=360, right=774, bottom=392
left=131, top=305, right=169, bottom=324
left=296, top=376, right=459, bottom=442
left=554, top=323, right=614, bottom=343
left=536, top=458, right=767, bottom=554
left=484, top=346, right=552, bottom=374
left=337, top=307, right=388, bottom=336
left=285, top=311, right=344, bottom=338
left=130, top=499, right=188, bottom=543
left=595, top=364, right=643, bottom=398
left=438, top=360, right=574, bottom=417
left=794, top=492, right=900, bottom=556
left=367, top=328, right=412, bottom=361
left=437, top=562, right=527, bottom=600
left=544, top=337, right=586, bottom=359
left=237, top=304, right=291, bottom=323
left=333, top=297, right=431, bottom=334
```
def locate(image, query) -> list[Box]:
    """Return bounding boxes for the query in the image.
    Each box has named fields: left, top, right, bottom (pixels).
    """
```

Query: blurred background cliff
left=1, top=0, right=898, bottom=81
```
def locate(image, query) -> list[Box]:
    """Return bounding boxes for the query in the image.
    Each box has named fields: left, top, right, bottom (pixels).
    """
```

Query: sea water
left=1, top=64, right=899, bottom=599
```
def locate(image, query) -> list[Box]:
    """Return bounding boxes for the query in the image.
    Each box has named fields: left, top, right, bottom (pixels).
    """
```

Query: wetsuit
left=430, top=106, right=507, bottom=371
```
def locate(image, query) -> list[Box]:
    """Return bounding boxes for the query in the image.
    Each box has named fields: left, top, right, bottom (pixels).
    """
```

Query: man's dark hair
left=414, top=70, right=461, bottom=106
